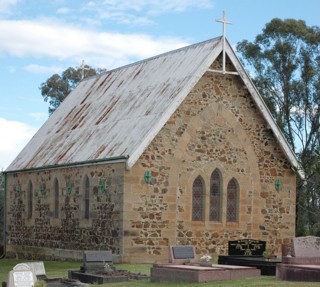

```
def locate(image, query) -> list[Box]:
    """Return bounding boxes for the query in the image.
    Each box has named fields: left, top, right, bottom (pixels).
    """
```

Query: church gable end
left=123, top=54, right=296, bottom=262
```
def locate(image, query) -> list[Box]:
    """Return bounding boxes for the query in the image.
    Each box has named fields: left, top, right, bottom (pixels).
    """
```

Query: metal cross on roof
left=80, top=60, right=90, bottom=80
left=215, top=11, right=232, bottom=74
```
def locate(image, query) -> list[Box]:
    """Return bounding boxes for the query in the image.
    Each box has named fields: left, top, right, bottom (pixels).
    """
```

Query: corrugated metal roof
left=6, top=36, right=301, bottom=175
left=6, top=37, right=222, bottom=171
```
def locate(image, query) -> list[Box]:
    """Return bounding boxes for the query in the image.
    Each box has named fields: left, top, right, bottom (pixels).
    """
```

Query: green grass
left=0, top=259, right=319, bottom=287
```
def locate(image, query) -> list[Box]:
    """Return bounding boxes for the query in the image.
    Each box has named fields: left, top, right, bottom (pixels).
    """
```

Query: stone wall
left=122, top=56, right=296, bottom=262
left=6, top=162, right=125, bottom=260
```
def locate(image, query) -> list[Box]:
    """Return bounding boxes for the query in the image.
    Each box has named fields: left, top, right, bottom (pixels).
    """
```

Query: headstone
left=169, top=246, right=196, bottom=264
left=7, top=263, right=37, bottom=287
left=291, top=236, right=320, bottom=258
left=228, top=239, right=266, bottom=256
left=83, top=250, right=113, bottom=273
left=25, top=262, right=46, bottom=279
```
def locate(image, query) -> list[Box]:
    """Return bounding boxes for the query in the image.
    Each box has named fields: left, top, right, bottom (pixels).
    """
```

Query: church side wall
left=122, top=58, right=296, bottom=263
left=5, top=162, right=125, bottom=261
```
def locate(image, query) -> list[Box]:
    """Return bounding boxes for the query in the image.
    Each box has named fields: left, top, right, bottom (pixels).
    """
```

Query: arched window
left=227, top=178, right=239, bottom=222
left=28, top=180, right=33, bottom=219
left=210, top=169, right=222, bottom=221
left=192, top=176, right=204, bottom=221
left=84, top=176, right=90, bottom=219
left=54, top=178, right=59, bottom=218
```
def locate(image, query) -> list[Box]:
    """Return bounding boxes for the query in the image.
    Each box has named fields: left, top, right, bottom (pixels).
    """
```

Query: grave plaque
left=169, top=245, right=196, bottom=264
left=172, top=246, right=195, bottom=259
left=8, top=263, right=37, bottom=287
left=228, top=239, right=266, bottom=256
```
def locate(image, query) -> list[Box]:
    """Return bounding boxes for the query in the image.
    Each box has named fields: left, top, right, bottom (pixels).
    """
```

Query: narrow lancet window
left=54, top=178, right=59, bottom=218
left=28, top=180, right=33, bottom=219
left=227, top=178, right=238, bottom=222
left=192, top=176, right=205, bottom=221
left=210, top=169, right=222, bottom=221
left=84, top=176, right=90, bottom=219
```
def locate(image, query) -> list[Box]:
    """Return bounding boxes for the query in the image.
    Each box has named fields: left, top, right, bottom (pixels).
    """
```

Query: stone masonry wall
left=6, top=162, right=125, bottom=260
left=122, top=55, right=296, bottom=263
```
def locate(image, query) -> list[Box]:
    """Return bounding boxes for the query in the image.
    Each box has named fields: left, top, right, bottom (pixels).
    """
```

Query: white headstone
left=7, top=263, right=37, bottom=287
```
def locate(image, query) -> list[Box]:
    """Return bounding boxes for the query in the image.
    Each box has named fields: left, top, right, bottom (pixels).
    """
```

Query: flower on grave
left=262, top=251, right=272, bottom=260
left=200, top=254, right=212, bottom=262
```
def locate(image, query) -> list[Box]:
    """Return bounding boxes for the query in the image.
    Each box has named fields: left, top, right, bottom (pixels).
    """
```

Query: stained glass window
left=54, top=178, right=59, bottom=218
left=84, top=176, right=90, bottom=219
left=28, top=180, right=33, bottom=219
left=210, top=170, right=221, bottom=221
left=192, top=176, right=204, bottom=221
left=227, top=178, right=238, bottom=222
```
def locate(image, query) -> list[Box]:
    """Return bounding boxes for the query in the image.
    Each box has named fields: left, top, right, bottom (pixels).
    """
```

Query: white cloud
left=24, top=64, right=64, bottom=74
left=0, top=19, right=188, bottom=68
left=0, top=0, right=18, bottom=14
left=84, top=0, right=213, bottom=14
left=0, top=118, right=38, bottom=170
left=82, top=0, right=214, bottom=24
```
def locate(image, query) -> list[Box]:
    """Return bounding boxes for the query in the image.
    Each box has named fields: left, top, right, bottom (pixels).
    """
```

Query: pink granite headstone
left=291, top=236, right=320, bottom=258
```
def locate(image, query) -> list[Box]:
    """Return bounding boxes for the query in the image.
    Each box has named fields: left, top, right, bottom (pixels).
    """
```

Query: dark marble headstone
left=84, top=250, right=113, bottom=263
left=228, top=239, right=266, bottom=256
left=83, top=250, right=113, bottom=273
left=291, top=236, right=320, bottom=258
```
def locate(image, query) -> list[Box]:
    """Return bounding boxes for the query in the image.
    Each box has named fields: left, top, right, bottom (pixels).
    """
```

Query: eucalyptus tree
left=237, top=18, right=320, bottom=236
left=40, top=64, right=105, bottom=115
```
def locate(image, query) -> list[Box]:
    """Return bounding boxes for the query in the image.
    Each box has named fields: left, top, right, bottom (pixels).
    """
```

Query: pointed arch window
left=84, top=176, right=90, bottom=219
left=192, top=176, right=204, bottom=221
left=54, top=178, right=59, bottom=218
left=227, top=178, right=238, bottom=222
left=27, top=180, right=33, bottom=219
left=210, top=169, right=222, bottom=221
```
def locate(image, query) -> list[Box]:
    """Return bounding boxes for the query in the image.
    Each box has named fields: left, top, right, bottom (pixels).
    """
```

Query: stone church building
left=4, top=36, right=299, bottom=263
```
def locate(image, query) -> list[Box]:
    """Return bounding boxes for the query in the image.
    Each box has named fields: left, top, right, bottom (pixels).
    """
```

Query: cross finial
left=215, top=11, right=232, bottom=39
left=80, top=60, right=90, bottom=80
left=215, top=11, right=232, bottom=74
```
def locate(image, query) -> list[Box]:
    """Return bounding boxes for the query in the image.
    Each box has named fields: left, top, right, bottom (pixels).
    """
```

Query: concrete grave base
left=276, top=264, right=320, bottom=282
left=151, top=264, right=260, bottom=283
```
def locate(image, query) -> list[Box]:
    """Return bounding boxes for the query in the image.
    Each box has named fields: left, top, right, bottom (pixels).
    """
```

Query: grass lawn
left=1, top=259, right=319, bottom=287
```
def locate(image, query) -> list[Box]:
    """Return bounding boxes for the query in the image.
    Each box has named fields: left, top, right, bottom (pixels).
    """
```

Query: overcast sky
left=1, top=0, right=319, bottom=170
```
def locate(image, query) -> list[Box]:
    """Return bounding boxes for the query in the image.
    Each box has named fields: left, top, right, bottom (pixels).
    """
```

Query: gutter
left=4, top=155, right=129, bottom=175
left=0, top=172, right=6, bottom=259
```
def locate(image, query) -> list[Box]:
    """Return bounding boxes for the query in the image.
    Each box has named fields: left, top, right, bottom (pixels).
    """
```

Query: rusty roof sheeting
left=7, top=37, right=222, bottom=171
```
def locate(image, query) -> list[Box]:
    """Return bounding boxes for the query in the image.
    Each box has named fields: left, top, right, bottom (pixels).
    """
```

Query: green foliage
left=237, top=18, right=320, bottom=236
left=40, top=64, right=106, bottom=115
left=34, top=280, right=47, bottom=287
left=0, top=172, right=4, bottom=248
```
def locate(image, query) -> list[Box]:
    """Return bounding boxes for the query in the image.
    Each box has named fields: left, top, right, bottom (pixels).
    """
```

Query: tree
left=40, top=64, right=105, bottom=115
left=237, top=18, right=320, bottom=236
left=0, top=172, right=4, bottom=254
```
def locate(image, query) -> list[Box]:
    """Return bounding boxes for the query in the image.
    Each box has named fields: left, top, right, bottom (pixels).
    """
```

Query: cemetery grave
left=151, top=245, right=260, bottom=283
left=218, top=239, right=281, bottom=275
left=276, top=236, right=320, bottom=282
left=4, top=262, right=88, bottom=287
left=68, top=250, right=149, bottom=284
